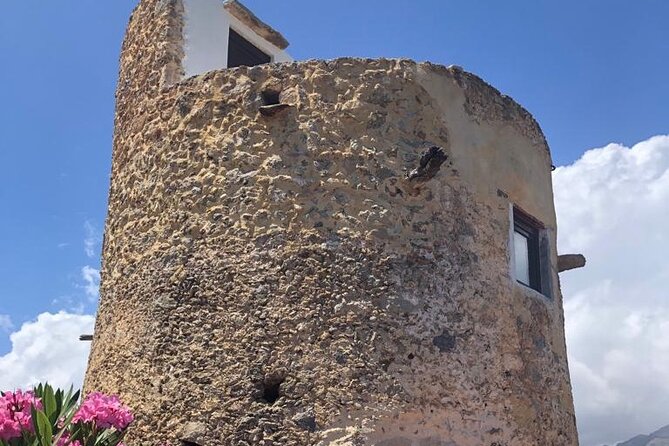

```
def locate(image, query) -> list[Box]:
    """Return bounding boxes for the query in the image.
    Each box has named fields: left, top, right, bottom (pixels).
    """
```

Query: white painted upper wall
left=182, top=0, right=292, bottom=78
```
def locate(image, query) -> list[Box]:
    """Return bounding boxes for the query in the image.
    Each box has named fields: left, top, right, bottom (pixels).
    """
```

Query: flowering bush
left=0, top=384, right=132, bottom=446
left=0, top=391, right=43, bottom=441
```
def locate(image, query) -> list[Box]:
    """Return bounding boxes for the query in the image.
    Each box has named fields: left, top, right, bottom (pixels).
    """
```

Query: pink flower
left=0, top=390, right=42, bottom=441
left=0, top=417, right=22, bottom=443
left=72, top=392, right=133, bottom=430
left=55, top=432, right=82, bottom=446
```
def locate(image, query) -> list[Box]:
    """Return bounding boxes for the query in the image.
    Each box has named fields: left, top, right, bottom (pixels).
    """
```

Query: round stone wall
left=87, top=56, right=576, bottom=446
left=85, top=36, right=578, bottom=446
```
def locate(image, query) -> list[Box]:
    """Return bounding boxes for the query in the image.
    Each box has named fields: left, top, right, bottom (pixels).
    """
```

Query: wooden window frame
left=513, top=207, right=544, bottom=294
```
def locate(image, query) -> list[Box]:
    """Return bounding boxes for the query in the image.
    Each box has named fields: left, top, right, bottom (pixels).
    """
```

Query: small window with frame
left=227, top=28, right=272, bottom=68
left=512, top=207, right=547, bottom=296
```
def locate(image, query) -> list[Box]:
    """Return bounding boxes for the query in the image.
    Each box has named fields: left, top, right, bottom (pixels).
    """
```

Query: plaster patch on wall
left=182, top=0, right=229, bottom=77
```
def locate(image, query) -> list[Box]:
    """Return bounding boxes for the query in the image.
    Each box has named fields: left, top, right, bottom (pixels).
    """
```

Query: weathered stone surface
left=178, top=421, right=207, bottom=445
left=84, top=1, right=578, bottom=445
left=293, top=409, right=318, bottom=433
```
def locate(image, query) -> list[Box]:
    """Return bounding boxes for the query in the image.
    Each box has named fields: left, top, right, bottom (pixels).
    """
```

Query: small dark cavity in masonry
left=259, top=88, right=292, bottom=116
left=261, top=89, right=281, bottom=105
left=432, top=331, right=457, bottom=353
left=260, top=376, right=284, bottom=404
left=407, top=146, right=448, bottom=183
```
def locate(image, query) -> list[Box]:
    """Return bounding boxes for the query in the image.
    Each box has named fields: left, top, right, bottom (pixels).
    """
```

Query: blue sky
left=0, top=2, right=667, bottom=444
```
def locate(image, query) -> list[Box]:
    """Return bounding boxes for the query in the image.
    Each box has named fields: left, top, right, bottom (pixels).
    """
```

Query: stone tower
left=85, top=1, right=580, bottom=445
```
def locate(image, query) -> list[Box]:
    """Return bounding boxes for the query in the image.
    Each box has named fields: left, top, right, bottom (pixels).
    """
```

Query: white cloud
left=51, top=295, right=86, bottom=315
left=0, top=312, right=95, bottom=391
left=81, top=266, right=100, bottom=301
left=52, top=266, right=101, bottom=312
left=83, top=221, right=102, bottom=259
left=554, top=135, right=669, bottom=446
left=0, top=315, right=13, bottom=333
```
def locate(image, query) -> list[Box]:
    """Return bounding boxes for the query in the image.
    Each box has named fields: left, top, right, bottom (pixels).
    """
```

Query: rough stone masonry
left=84, top=1, right=580, bottom=445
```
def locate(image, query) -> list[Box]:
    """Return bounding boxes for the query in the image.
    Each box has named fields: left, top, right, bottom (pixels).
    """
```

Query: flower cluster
left=55, top=432, right=82, bottom=446
left=0, top=385, right=133, bottom=446
left=0, top=390, right=42, bottom=441
left=72, top=392, right=134, bottom=430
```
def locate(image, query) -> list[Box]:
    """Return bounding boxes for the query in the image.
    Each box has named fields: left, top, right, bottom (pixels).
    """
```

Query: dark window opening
left=513, top=207, right=544, bottom=294
left=228, top=29, right=271, bottom=68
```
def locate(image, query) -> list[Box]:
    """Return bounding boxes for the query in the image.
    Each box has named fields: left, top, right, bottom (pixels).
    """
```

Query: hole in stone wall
left=180, top=441, right=200, bottom=446
left=261, top=376, right=283, bottom=404
left=261, top=89, right=281, bottom=106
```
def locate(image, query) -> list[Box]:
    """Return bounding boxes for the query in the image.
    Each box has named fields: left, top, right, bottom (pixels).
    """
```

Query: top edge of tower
left=119, top=0, right=549, bottom=154
left=222, top=0, right=289, bottom=50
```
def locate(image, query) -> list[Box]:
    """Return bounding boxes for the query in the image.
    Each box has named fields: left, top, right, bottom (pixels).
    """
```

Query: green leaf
left=92, top=429, right=125, bottom=446
left=33, top=410, right=53, bottom=446
left=65, top=425, right=85, bottom=445
left=54, top=389, right=63, bottom=415
left=60, top=388, right=81, bottom=422
left=43, top=386, right=58, bottom=426
left=64, top=388, right=81, bottom=413
left=20, top=424, right=36, bottom=446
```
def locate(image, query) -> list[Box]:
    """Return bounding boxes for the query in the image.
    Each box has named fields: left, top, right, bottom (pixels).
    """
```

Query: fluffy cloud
left=0, top=312, right=95, bottom=391
left=51, top=267, right=101, bottom=313
left=81, top=266, right=101, bottom=301
left=83, top=221, right=102, bottom=259
left=0, top=314, right=13, bottom=333
left=554, top=135, right=669, bottom=446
